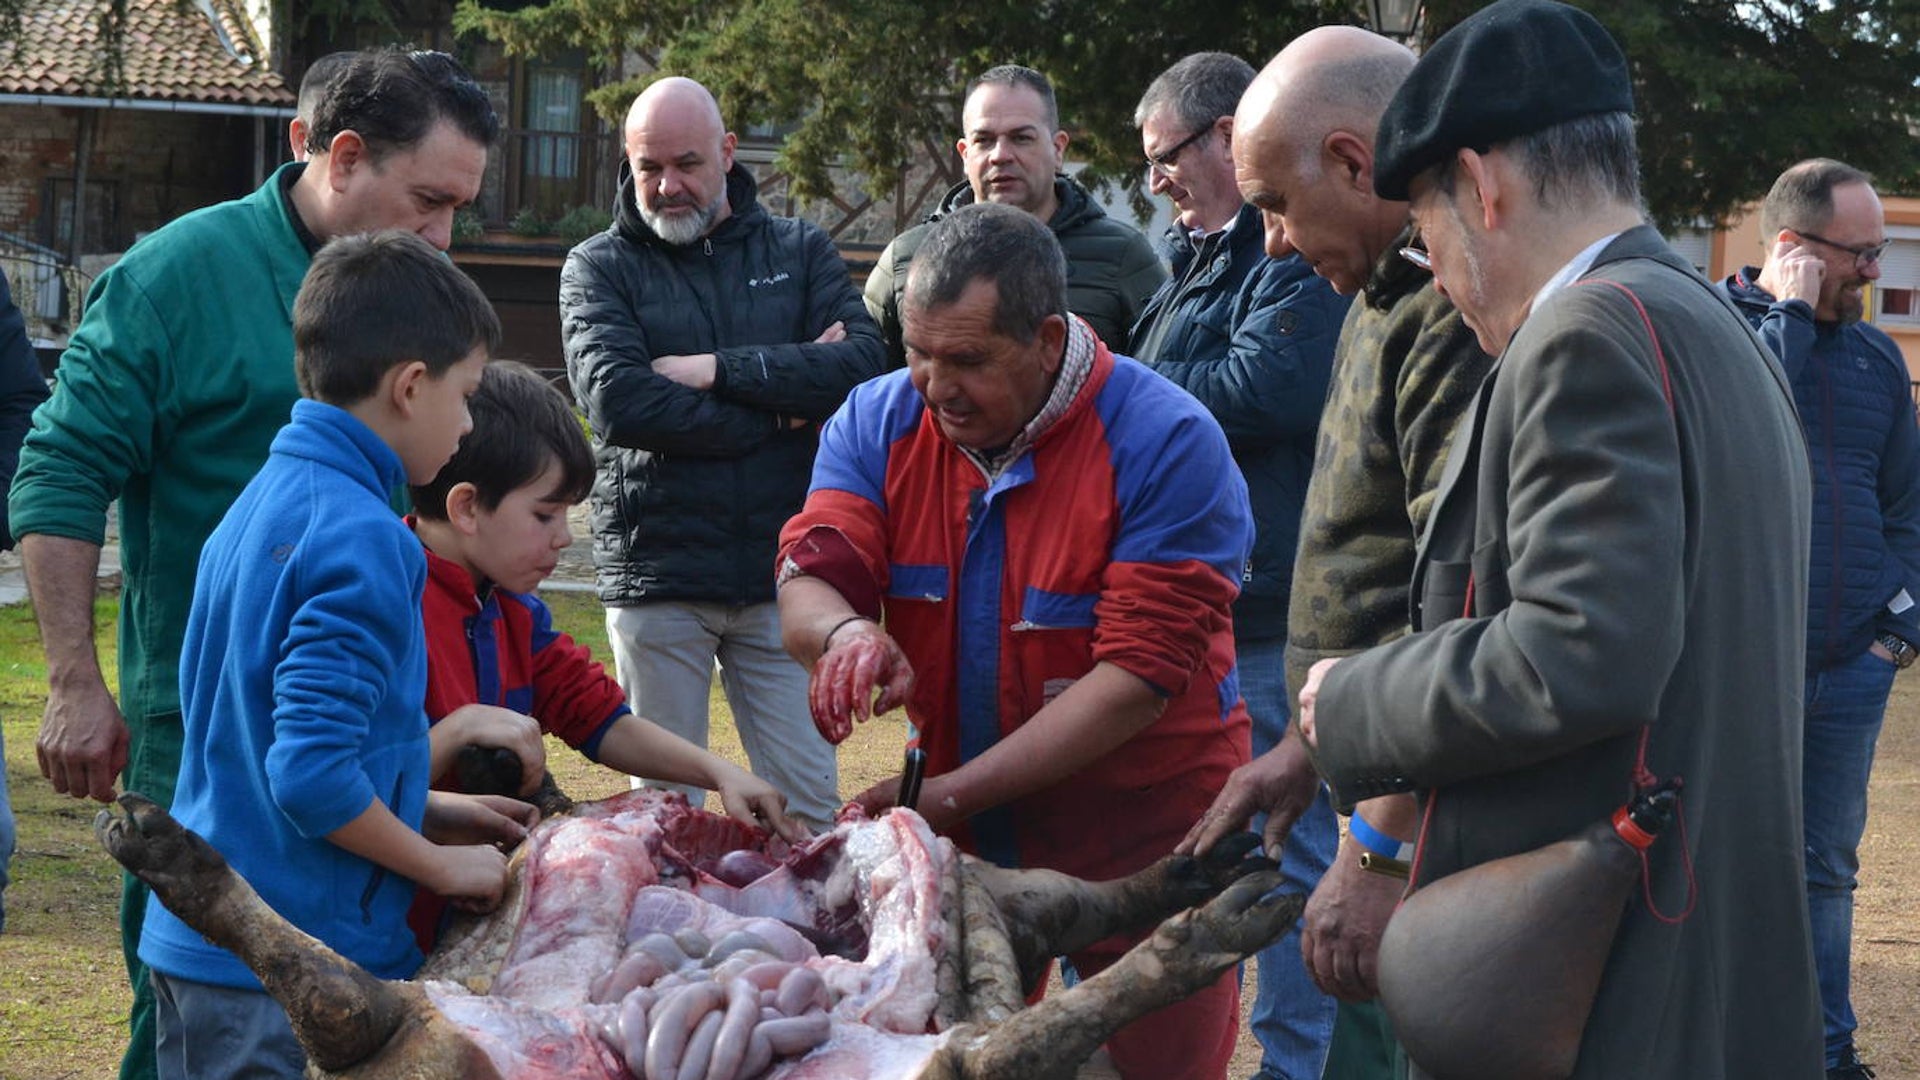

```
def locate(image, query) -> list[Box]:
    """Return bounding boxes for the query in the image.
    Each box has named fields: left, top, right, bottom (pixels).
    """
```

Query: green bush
left=451, top=208, right=486, bottom=245
left=554, top=204, right=613, bottom=243
left=509, top=206, right=551, bottom=237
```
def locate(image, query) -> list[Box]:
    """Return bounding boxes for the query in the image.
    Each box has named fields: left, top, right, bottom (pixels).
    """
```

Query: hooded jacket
left=561, top=163, right=886, bottom=606
left=863, top=175, right=1166, bottom=364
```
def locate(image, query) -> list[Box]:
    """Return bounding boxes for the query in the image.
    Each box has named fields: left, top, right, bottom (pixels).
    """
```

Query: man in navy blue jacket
left=1720, top=158, right=1920, bottom=1080
left=0, top=265, right=51, bottom=934
left=1126, top=51, right=1347, bottom=1080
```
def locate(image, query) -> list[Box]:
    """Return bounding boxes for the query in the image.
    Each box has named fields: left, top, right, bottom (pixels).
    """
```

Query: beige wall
left=1707, top=194, right=1920, bottom=380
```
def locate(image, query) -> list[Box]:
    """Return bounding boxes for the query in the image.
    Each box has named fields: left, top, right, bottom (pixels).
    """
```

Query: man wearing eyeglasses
left=1718, top=158, right=1918, bottom=1080
left=864, top=65, right=1165, bottom=364
left=1125, top=50, right=1346, bottom=1080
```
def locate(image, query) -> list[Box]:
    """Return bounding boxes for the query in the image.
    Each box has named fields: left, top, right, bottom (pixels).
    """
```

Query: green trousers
left=1320, top=1000, right=1409, bottom=1080
left=117, top=712, right=182, bottom=1080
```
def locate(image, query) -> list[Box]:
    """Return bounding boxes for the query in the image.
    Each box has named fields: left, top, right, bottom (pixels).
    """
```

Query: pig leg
left=946, top=870, right=1305, bottom=1080
left=932, top=850, right=967, bottom=1031
left=96, top=794, right=498, bottom=1079
left=957, top=858, right=1024, bottom=1027
left=962, top=832, right=1268, bottom=992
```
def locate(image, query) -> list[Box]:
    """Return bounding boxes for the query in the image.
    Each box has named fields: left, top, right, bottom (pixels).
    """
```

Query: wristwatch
left=1874, top=632, right=1917, bottom=670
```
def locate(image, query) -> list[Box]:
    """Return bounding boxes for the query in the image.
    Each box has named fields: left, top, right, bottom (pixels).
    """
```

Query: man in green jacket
left=863, top=64, right=1165, bottom=362
left=9, top=48, right=497, bottom=1080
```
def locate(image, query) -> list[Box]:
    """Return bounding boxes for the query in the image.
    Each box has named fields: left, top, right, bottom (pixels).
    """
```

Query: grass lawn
left=0, top=587, right=912, bottom=1079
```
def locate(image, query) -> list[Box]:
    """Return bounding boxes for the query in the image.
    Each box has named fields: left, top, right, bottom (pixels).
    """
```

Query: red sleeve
left=517, top=594, right=630, bottom=753
left=1092, top=559, right=1238, bottom=698
left=776, top=491, right=891, bottom=619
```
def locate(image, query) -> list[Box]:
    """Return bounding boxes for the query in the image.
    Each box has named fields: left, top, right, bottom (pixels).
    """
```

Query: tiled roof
left=1, top=0, right=293, bottom=107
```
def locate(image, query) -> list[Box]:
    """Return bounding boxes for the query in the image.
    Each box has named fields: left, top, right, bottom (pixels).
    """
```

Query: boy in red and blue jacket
left=408, top=363, right=802, bottom=944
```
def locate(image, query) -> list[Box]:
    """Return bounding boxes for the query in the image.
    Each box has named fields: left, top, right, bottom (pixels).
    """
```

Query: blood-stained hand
left=808, top=619, right=913, bottom=744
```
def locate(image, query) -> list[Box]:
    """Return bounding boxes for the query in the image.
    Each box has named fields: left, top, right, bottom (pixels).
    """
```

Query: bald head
left=625, top=76, right=726, bottom=145
left=1233, top=27, right=1416, bottom=294
left=1240, top=27, right=1414, bottom=175
left=623, top=76, right=737, bottom=244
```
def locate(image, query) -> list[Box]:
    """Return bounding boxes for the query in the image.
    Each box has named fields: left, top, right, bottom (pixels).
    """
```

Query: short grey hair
left=1134, top=52, right=1254, bottom=133
left=1430, top=110, right=1641, bottom=213
left=905, top=203, right=1067, bottom=343
left=1760, top=158, right=1872, bottom=238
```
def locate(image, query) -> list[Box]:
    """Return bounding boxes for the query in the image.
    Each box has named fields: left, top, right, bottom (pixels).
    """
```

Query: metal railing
left=1, top=231, right=92, bottom=362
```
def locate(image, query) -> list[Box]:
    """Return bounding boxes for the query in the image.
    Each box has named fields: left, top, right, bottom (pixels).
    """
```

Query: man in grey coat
left=1297, top=2, right=1824, bottom=1076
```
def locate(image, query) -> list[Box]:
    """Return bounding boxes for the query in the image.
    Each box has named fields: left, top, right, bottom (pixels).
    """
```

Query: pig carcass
left=98, top=789, right=1302, bottom=1080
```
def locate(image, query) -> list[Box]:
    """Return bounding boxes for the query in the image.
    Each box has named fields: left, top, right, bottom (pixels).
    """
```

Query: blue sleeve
left=1102, top=368, right=1253, bottom=582
left=1750, top=299, right=1817, bottom=382
left=1145, top=257, right=1342, bottom=444
left=1875, top=339, right=1920, bottom=639
left=0, top=268, right=51, bottom=548
left=265, top=526, right=423, bottom=838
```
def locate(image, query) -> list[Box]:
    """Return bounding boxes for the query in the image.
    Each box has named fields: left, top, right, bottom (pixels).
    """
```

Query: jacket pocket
left=1466, top=537, right=1511, bottom=614
left=888, top=564, right=949, bottom=602
left=1011, top=587, right=1098, bottom=631
left=1420, top=559, right=1470, bottom=628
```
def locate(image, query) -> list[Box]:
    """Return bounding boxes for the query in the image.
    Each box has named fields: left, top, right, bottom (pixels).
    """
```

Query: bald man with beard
left=560, top=77, right=886, bottom=832
left=1177, top=27, right=1493, bottom=1079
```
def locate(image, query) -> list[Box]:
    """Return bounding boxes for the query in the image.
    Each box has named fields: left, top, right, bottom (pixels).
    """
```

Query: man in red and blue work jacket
left=777, top=202, right=1254, bottom=1080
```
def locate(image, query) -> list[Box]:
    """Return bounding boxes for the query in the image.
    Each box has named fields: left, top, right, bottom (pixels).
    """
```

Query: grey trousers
left=604, top=600, right=838, bottom=830
left=151, top=972, right=305, bottom=1080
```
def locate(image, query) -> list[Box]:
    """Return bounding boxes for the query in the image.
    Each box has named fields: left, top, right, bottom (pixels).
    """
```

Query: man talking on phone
left=1719, top=158, right=1920, bottom=1080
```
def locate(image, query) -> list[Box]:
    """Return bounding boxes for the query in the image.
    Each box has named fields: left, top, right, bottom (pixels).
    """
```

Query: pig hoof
left=1169, top=870, right=1305, bottom=959
left=1162, top=832, right=1274, bottom=904
left=95, top=793, right=230, bottom=892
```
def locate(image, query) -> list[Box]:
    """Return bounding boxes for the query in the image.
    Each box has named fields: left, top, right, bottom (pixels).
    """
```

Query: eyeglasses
left=1795, top=230, right=1891, bottom=271
left=1145, top=125, right=1212, bottom=174
left=1399, top=243, right=1432, bottom=271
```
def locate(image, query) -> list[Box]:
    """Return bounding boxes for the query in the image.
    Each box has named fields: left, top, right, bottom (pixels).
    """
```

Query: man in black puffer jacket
left=561, top=77, right=886, bottom=830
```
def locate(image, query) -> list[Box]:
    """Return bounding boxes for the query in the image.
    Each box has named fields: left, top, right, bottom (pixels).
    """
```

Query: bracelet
left=822, top=614, right=876, bottom=653
left=1348, top=812, right=1415, bottom=861
left=1358, top=851, right=1411, bottom=879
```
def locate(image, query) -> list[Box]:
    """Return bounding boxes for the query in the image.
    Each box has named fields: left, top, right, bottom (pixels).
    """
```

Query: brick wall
left=0, top=103, right=272, bottom=254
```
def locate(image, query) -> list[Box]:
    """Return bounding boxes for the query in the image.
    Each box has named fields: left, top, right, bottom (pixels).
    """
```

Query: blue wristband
left=1348, top=812, right=1413, bottom=861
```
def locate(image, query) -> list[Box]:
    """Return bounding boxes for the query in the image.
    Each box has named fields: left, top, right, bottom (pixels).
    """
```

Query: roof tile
left=1, top=0, right=293, bottom=107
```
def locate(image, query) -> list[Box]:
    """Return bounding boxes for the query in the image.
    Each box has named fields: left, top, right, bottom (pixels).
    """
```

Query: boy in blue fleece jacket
left=138, top=231, right=528, bottom=1080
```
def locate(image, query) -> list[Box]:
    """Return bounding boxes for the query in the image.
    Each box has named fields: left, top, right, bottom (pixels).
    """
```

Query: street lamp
left=1361, top=0, right=1425, bottom=44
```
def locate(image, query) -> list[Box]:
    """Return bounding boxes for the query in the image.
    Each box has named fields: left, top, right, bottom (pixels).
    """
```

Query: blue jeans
left=1242, top=636, right=1338, bottom=1080
left=0, top=723, right=13, bottom=933
left=1802, top=646, right=1897, bottom=1068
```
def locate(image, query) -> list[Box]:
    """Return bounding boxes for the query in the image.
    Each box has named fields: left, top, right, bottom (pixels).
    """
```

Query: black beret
left=1373, top=0, right=1633, bottom=201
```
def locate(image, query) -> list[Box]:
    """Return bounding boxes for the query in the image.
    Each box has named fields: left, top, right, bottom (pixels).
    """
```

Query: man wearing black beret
left=1296, top=1, right=1825, bottom=1077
